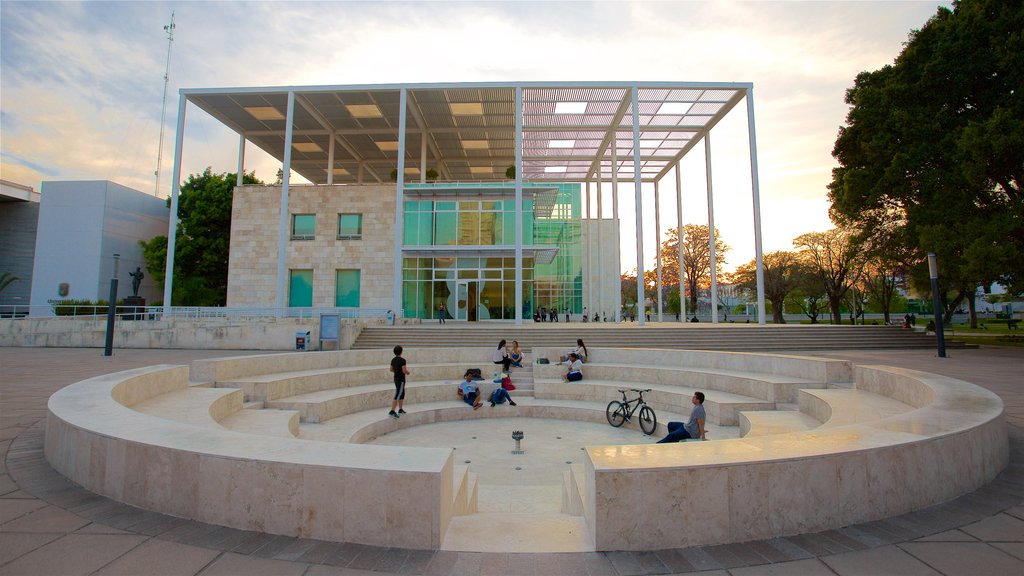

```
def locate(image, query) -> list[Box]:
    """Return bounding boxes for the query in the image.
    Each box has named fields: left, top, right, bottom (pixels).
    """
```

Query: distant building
left=0, top=180, right=41, bottom=312
left=27, top=181, right=168, bottom=314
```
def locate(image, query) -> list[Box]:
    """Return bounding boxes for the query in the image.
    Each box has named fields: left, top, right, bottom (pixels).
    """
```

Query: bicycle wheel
left=638, top=405, right=658, bottom=435
left=606, top=401, right=627, bottom=427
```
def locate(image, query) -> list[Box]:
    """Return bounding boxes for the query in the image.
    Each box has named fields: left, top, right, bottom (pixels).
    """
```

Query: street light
left=103, top=254, right=120, bottom=357
left=928, top=253, right=946, bottom=358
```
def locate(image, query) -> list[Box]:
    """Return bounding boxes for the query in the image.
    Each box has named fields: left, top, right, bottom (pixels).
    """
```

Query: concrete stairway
left=351, top=324, right=960, bottom=352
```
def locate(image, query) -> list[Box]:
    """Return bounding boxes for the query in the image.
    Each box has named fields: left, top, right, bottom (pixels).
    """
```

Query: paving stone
left=913, top=529, right=977, bottom=542
left=0, top=504, right=89, bottom=533
left=898, top=541, right=1024, bottom=576
left=651, top=548, right=696, bottom=573
left=0, top=498, right=47, bottom=524
left=506, top=552, right=538, bottom=576
left=960, top=512, right=1024, bottom=542
left=295, top=540, right=345, bottom=565
left=399, top=549, right=436, bottom=575
left=90, top=538, right=220, bottom=576
left=581, top=551, right=617, bottom=576
left=820, top=544, right=940, bottom=575
left=194, top=551, right=308, bottom=576
left=678, top=547, right=723, bottom=571
left=75, top=522, right=134, bottom=535
left=605, top=550, right=645, bottom=575
left=422, top=549, right=459, bottom=575
left=346, top=543, right=388, bottom=570
left=478, top=552, right=509, bottom=575
left=0, top=533, right=147, bottom=576
left=992, top=542, right=1024, bottom=561
left=729, top=558, right=836, bottom=575
left=0, top=532, right=62, bottom=567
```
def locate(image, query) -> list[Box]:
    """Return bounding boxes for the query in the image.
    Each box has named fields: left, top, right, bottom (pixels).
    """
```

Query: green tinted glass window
left=435, top=212, right=456, bottom=245
left=338, top=214, right=362, bottom=239
left=292, top=214, right=315, bottom=239
left=289, top=270, right=313, bottom=307
left=335, top=269, right=360, bottom=307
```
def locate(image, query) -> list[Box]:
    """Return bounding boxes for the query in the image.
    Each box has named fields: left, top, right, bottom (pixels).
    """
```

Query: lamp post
left=103, top=254, right=120, bottom=357
left=927, top=253, right=946, bottom=358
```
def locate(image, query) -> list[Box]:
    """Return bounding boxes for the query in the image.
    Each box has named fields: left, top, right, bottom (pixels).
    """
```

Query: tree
left=793, top=228, right=864, bottom=324
left=828, top=0, right=1024, bottom=314
left=0, top=272, right=18, bottom=297
left=728, top=251, right=801, bottom=324
left=655, top=224, right=730, bottom=313
left=140, top=168, right=263, bottom=305
left=790, top=262, right=829, bottom=324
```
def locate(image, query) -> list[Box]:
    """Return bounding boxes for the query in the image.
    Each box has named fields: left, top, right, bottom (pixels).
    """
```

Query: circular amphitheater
left=45, top=346, right=1008, bottom=552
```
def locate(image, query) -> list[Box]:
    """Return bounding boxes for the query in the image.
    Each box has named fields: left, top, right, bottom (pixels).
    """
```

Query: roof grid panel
left=524, top=100, right=556, bottom=114
left=699, top=89, right=739, bottom=102
left=477, top=88, right=514, bottom=102
left=445, top=88, right=485, bottom=102
left=638, top=88, right=672, bottom=101
left=682, top=115, right=712, bottom=126
left=668, top=89, right=704, bottom=102
left=688, top=102, right=724, bottom=115
left=587, top=101, right=621, bottom=114
left=303, top=92, right=341, bottom=106
left=523, top=88, right=557, bottom=102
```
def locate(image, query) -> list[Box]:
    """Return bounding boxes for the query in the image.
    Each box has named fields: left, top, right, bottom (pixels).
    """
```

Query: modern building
left=169, top=82, right=766, bottom=324
left=0, top=180, right=40, bottom=312
left=27, top=181, right=168, bottom=313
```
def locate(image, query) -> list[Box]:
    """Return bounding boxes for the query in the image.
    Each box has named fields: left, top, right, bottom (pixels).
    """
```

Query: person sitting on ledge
left=657, top=392, right=706, bottom=443
left=509, top=340, right=524, bottom=368
left=563, top=352, right=584, bottom=382
left=458, top=372, right=483, bottom=410
left=490, top=385, right=517, bottom=407
left=492, top=339, right=512, bottom=372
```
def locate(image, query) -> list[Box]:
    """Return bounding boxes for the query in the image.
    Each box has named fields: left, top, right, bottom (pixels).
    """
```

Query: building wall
left=29, top=181, right=168, bottom=312
left=0, top=202, right=39, bottom=307
left=227, top=184, right=396, bottom=308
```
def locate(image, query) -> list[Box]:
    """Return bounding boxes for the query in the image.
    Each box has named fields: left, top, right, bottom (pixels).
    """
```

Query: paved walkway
left=1, top=346, right=1022, bottom=575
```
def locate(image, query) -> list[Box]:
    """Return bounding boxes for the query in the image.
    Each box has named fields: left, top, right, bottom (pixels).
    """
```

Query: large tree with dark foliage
left=140, top=168, right=263, bottom=306
left=828, top=0, right=1023, bottom=325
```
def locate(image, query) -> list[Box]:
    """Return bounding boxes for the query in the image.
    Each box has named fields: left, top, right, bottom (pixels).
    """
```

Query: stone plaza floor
left=1, top=345, right=1022, bottom=575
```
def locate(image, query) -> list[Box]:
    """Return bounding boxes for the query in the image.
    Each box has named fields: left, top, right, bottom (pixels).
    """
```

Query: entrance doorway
left=456, top=281, right=478, bottom=322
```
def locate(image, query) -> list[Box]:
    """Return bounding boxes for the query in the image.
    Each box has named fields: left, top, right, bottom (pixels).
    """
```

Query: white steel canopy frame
left=163, top=82, right=766, bottom=324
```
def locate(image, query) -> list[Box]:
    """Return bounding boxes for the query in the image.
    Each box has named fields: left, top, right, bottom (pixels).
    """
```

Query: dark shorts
left=394, top=380, right=406, bottom=400
left=463, top=392, right=477, bottom=405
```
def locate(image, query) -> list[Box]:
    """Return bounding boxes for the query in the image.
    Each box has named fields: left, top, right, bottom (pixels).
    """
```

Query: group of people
left=390, top=339, right=706, bottom=445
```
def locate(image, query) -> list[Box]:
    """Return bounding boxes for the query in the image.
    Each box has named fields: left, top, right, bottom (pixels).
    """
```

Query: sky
left=0, top=1, right=951, bottom=274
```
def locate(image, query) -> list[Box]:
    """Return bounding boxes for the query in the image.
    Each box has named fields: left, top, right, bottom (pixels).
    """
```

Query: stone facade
left=227, top=184, right=396, bottom=308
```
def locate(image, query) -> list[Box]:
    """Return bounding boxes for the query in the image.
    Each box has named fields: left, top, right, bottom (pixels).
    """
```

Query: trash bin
left=295, top=330, right=310, bottom=351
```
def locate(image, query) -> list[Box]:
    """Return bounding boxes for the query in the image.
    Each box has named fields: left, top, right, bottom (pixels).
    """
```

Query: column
left=515, top=86, right=524, bottom=324
left=632, top=86, right=646, bottom=327
left=327, top=132, right=335, bottom=185
left=611, top=138, right=621, bottom=322
left=654, top=180, right=663, bottom=322
left=236, top=133, right=245, bottom=186
left=393, top=88, right=408, bottom=316
left=162, top=94, right=187, bottom=314
left=276, top=91, right=296, bottom=311
left=747, top=88, right=767, bottom=324
left=676, top=162, right=685, bottom=322
left=705, top=134, right=718, bottom=324
left=596, top=177, right=603, bottom=320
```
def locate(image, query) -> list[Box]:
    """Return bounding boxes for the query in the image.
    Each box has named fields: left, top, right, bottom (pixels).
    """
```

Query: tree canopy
left=140, top=168, right=263, bottom=306
left=828, top=0, right=1024, bottom=306
left=647, top=224, right=730, bottom=313
left=729, top=251, right=801, bottom=324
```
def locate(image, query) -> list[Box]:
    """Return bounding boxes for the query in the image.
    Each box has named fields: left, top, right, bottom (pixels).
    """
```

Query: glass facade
left=289, top=269, right=313, bottom=307
left=338, top=213, right=362, bottom=239
left=292, top=214, right=315, bottom=239
left=400, top=183, right=582, bottom=320
left=335, top=269, right=360, bottom=307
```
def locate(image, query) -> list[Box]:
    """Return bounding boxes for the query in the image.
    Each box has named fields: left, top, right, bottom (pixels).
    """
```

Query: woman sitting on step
left=509, top=340, right=524, bottom=368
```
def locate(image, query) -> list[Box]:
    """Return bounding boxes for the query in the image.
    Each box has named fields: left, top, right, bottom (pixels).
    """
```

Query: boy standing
left=389, top=345, right=409, bottom=418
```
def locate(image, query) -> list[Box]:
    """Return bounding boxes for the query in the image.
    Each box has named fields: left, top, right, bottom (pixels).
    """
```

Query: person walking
left=388, top=345, right=409, bottom=418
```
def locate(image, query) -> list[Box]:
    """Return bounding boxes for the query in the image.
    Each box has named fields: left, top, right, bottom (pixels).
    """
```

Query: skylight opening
left=346, top=104, right=383, bottom=118
left=656, top=102, right=692, bottom=116
left=548, top=140, right=575, bottom=148
left=292, top=142, right=322, bottom=153
left=461, top=140, right=489, bottom=150
left=332, top=168, right=350, bottom=176
left=245, top=106, right=284, bottom=120
left=375, top=141, right=399, bottom=151
left=554, top=102, right=587, bottom=114
left=469, top=166, right=494, bottom=175
left=544, top=166, right=568, bottom=173
left=450, top=103, right=484, bottom=115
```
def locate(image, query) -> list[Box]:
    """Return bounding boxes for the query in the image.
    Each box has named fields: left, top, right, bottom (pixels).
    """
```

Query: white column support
left=654, top=180, right=663, bottom=322
left=393, top=88, right=408, bottom=316
left=632, top=86, right=646, bottom=327
left=747, top=88, right=767, bottom=325
left=236, top=134, right=245, bottom=186
left=584, top=180, right=591, bottom=319
left=357, top=163, right=364, bottom=184
left=676, top=162, right=685, bottom=322
left=596, top=177, right=603, bottom=320
left=420, top=133, right=427, bottom=183
left=162, top=93, right=187, bottom=314
left=705, top=134, right=718, bottom=324
left=514, top=86, right=524, bottom=325
left=327, top=132, right=335, bottom=185
left=276, top=91, right=296, bottom=311
left=611, top=138, right=621, bottom=322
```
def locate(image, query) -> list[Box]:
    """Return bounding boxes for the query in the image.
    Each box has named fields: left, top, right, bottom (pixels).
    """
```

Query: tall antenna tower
left=154, top=11, right=175, bottom=197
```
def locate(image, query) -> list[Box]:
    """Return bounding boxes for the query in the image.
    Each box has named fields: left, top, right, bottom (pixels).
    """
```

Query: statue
left=129, top=267, right=144, bottom=297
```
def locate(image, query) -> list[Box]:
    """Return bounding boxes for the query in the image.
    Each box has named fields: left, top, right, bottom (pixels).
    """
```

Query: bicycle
left=606, top=388, right=658, bottom=435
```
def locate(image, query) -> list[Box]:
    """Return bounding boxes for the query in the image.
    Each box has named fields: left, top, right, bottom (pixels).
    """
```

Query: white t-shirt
left=566, top=359, right=583, bottom=374
left=492, top=347, right=507, bottom=362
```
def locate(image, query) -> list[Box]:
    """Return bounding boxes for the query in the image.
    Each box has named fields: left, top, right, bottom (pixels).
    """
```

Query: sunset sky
left=0, top=1, right=950, bottom=273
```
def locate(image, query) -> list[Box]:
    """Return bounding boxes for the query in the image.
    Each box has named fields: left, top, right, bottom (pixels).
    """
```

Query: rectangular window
left=335, top=269, right=360, bottom=307
left=337, top=213, right=362, bottom=240
left=289, top=270, right=313, bottom=307
left=291, top=214, right=315, bottom=240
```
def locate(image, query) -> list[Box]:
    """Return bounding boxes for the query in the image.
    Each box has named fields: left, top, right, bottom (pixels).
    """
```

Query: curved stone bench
left=531, top=347, right=851, bottom=403
left=44, top=349, right=1007, bottom=553
left=582, top=364, right=1007, bottom=550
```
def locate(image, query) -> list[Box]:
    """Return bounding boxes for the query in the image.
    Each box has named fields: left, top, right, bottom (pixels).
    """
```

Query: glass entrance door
left=456, top=281, right=479, bottom=321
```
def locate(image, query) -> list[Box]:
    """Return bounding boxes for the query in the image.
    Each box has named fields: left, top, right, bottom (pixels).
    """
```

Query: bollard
left=511, top=430, right=524, bottom=454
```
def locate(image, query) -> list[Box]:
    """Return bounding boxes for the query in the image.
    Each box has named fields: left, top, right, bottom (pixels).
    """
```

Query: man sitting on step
left=657, top=392, right=707, bottom=443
